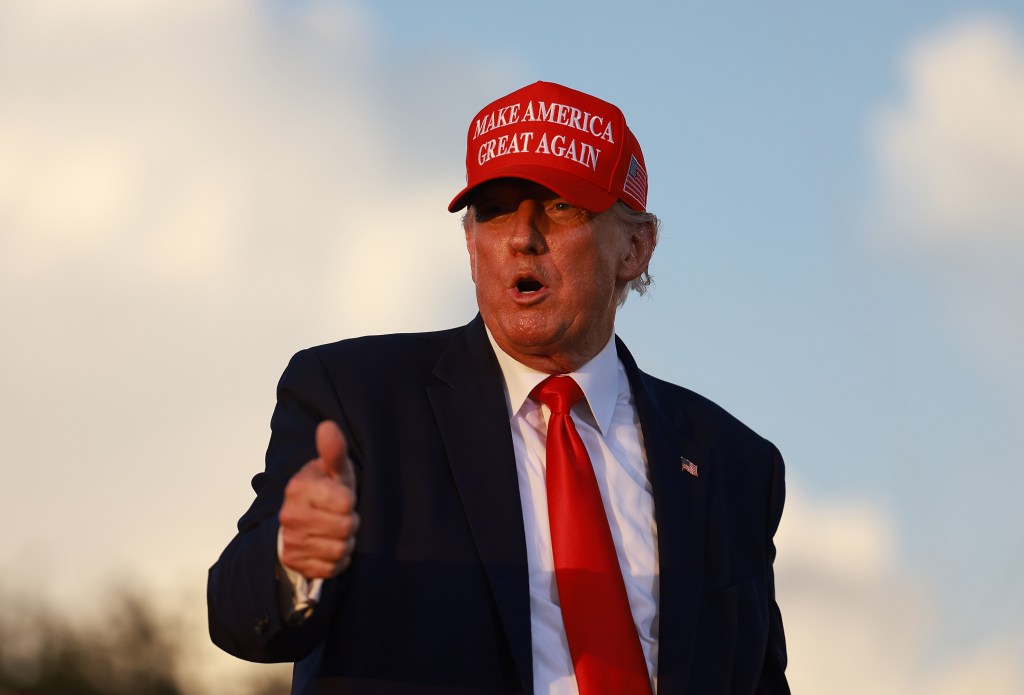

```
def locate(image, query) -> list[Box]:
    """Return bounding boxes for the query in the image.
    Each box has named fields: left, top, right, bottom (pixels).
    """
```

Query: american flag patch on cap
left=622, top=155, right=648, bottom=207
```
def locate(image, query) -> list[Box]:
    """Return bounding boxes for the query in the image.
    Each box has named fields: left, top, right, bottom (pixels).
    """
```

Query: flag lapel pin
left=680, top=457, right=699, bottom=477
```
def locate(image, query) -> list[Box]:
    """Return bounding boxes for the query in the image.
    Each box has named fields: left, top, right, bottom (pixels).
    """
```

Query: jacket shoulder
left=635, top=369, right=779, bottom=456
left=307, top=325, right=463, bottom=370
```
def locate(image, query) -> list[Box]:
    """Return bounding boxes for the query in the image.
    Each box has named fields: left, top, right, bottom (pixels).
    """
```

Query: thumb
left=316, top=420, right=355, bottom=489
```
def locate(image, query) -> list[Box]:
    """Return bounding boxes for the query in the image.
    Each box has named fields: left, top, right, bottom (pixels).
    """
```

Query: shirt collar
left=485, top=328, right=620, bottom=435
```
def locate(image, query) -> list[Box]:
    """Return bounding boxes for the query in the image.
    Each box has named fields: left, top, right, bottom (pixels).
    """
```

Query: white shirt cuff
left=276, top=526, right=324, bottom=614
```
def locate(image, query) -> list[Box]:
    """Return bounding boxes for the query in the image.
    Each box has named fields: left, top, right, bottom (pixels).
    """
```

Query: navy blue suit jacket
left=208, top=315, right=789, bottom=694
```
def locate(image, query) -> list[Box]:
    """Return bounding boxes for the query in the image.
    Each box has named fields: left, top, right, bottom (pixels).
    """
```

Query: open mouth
left=516, top=278, right=544, bottom=294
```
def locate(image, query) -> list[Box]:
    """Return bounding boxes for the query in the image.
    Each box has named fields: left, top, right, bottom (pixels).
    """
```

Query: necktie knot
left=531, top=376, right=584, bottom=415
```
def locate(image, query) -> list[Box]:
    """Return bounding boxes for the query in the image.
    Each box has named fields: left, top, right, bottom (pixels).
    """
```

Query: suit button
left=253, top=615, right=270, bottom=635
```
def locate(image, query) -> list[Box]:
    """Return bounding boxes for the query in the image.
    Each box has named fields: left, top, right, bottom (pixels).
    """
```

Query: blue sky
left=1, top=0, right=1022, bottom=691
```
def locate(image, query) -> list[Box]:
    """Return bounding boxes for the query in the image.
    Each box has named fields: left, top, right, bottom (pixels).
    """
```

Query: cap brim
left=448, top=163, right=618, bottom=214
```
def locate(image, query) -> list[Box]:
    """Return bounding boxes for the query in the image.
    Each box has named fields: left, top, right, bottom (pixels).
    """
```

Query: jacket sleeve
left=207, top=348, right=354, bottom=663
left=757, top=443, right=790, bottom=694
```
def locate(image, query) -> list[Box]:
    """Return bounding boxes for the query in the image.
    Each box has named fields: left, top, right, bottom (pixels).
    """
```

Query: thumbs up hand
left=279, top=421, right=360, bottom=579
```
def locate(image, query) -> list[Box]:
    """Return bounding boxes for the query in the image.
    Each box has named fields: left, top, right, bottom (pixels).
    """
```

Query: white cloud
left=776, top=486, right=1024, bottom=694
left=871, top=17, right=1024, bottom=253
left=0, top=0, right=491, bottom=308
left=867, top=16, right=1024, bottom=391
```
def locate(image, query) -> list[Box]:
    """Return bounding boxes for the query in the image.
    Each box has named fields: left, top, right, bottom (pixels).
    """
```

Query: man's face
left=464, top=179, right=652, bottom=373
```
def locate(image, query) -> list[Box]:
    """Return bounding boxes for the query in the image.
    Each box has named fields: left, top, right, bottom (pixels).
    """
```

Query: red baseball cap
left=448, top=81, right=649, bottom=213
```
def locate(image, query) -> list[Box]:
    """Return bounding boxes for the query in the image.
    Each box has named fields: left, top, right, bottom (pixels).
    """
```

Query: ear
left=617, top=219, right=656, bottom=283
left=464, top=215, right=479, bottom=284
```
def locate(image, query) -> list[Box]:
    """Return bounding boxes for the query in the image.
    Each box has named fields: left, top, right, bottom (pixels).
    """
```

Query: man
left=208, top=81, right=789, bottom=694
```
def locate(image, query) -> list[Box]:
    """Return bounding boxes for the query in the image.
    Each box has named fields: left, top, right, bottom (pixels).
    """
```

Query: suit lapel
left=617, top=338, right=709, bottom=695
left=427, top=316, right=534, bottom=693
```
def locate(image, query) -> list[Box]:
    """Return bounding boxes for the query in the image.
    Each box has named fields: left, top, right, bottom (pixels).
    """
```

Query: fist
left=278, top=420, right=359, bottom=578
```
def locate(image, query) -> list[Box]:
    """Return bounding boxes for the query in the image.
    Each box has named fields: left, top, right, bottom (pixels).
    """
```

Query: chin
left=500, top=313, right=558, bottom=345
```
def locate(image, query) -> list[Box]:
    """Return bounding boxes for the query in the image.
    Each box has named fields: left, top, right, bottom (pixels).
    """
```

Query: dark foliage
left=0, top=588, right=289, bottom=695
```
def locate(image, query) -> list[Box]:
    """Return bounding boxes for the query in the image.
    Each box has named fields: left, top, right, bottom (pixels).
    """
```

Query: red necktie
left=532, top=376, right=652, bottom=695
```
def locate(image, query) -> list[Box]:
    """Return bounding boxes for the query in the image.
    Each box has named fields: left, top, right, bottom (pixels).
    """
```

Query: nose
left=507, top=201, right=548, bottom=256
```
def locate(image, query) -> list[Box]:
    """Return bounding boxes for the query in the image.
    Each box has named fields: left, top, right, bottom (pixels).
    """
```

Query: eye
left=545, top=199, right=586, bottom=222
left=473, top=200, right=514, bottom=223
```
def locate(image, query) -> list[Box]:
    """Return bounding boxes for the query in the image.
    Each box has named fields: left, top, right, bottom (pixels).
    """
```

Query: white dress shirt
left=487, top=330, right=660, bottom=695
